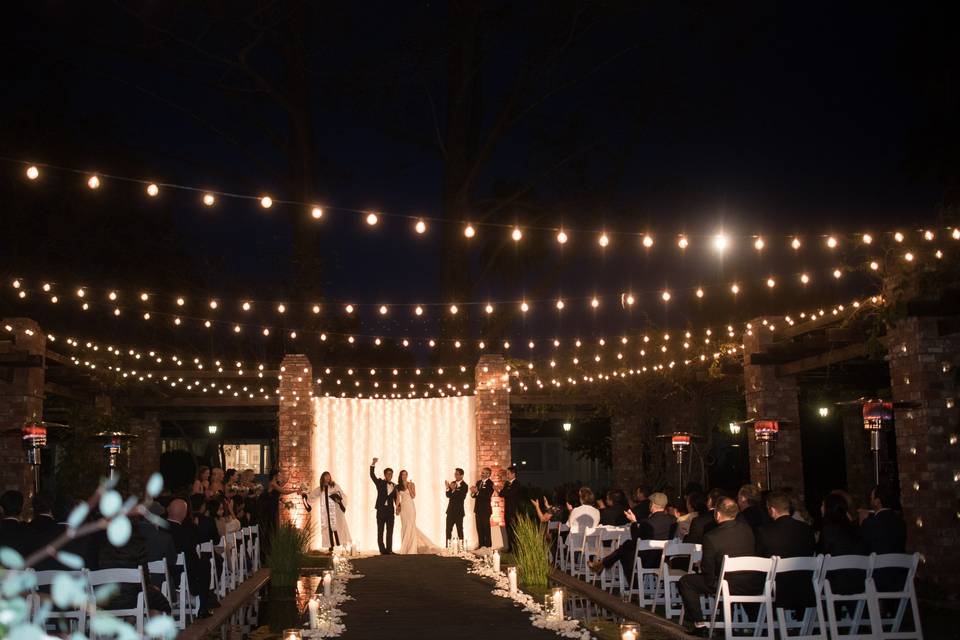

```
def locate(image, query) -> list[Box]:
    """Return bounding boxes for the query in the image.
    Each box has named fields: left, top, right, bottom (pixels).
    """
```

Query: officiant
left=306, top=471, right=352, bottom=551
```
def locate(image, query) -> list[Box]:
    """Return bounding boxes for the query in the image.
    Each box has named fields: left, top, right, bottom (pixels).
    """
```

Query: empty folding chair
left=622, top=539, right=668, bottom=607
left=565, top=530, right=587, bottom=578
left=822, top=554, right=874, bottom=639
left=772, top=555, right=827, bottom=639
left=706, top=555, right=776, bottom=640
left=866, top=552, right=923, bottom=639
left=34, top=569, right=87, bottom=635
left=146, top=559, right=172, bottom=604
left=87, top=568, right=149, bottom=635
left=651, top=541, right=702, bottom=620
left=250, top=524, right=261, bottom=571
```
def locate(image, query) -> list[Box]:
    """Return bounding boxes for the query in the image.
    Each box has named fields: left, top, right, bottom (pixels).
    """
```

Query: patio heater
left=3, top=420, right=68, bottom=496
left=656, top=431, right=696, bottom=499
left=741, top=419, right=783, bottom=489
left=93, top=430, right=138, bottom=479
left=837, top=397, right=919, bottom=486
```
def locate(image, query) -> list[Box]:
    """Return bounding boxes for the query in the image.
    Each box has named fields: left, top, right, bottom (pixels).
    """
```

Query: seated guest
left=782, top=487, right=813, bottom=525
left=25, top=494, right=61, bottom=568
left=167, top=498, right=215, bottom=616
left=756, top=490, right=816, bottom=611
left=139, top=502, right=177, bottom=589
left=818, top=492, right=863, bottom=595
left=0, top=490, right=28, bottom=554
left=678, top=497, right=762, bottom=635
left=566, top=487, right=600, bottom=533
left=599, top=490, right=629, bottom=526
left=685, top=488, right=724, bottom=544
left=737, top=484, right=766, bottom=532
left=193, top=496, right=219, bottom=545
left=49, top=496, right=97, bottom=570
left=859, top=484, right=907, bottom=594
left=676, top=491, right=707, bottom=540
left=630, top=485, right=651, bottom=520
left=96, top=515, right=171, bottom=615
left=588, top=492, right=675, bottom=578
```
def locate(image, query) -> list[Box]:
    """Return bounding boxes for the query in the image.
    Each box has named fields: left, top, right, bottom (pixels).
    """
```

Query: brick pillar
left=128, top=412, right=161, bottom=496
left=474, top=354, right=511, bottom=479
left=887, top=316, right=960, bottom=597
left=278, top=354, right=314, bottom=529
left=743, top=317, right=804, bottom=493
left=840, top=409, right=873, bottom=505
left=0, top=318, right=45, bottom=502
left=611, top=413, right=643, bottom=492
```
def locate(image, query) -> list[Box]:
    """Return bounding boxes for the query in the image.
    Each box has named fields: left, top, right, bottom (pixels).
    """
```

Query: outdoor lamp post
left=93, top=430, right=138, bottom=479
left=862, top=400, right=893, bottom=485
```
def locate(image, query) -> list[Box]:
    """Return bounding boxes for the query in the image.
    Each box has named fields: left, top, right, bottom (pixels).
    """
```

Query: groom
left=369, top=457, right=397, bottom=555
left=444, top=467, right=468, bottom=542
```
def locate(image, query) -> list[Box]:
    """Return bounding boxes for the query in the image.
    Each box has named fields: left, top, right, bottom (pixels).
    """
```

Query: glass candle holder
left=283, top=629, right=302, bottom=640
left=620, top=623, right=640, bottom=640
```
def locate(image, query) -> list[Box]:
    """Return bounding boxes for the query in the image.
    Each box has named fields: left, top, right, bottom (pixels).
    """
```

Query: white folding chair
left=582, top=529, right=604, bottom=583
left=553, top=523, right=570, bottom=570
left=146, top=559, right=172, bottom=603
left=707, top=555, right=776, bottom=640
left=565, top=531, right=587, bottom=578
left=772, top=555, right=827, bottom=639
left=236, top=530, right=248, bottom=582
left=218, top=533, right=239, bottom=595
left=822, top=554, right=873, bottom=639
left=33, top=569, right=88, bottom=635
left=866, top=553, right=922, bottom=639
left=250, top=524, right=261, bottom=571
left=87, top=568, right=148, bottom=635
left=598, top=528, right=627, bottom=592
left=651, top=541, right=702, bottom=619
left=623, top=539, right=668, bottom=607
left=173, top=552, right=198, bottom=629
left=198, top=541, right=221, bottom=595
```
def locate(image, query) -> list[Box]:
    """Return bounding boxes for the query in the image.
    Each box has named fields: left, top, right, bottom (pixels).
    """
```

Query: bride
left=395, top=470, right=437, bottom=554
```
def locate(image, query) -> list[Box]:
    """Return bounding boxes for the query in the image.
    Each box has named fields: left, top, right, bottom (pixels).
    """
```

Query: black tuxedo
left=473, top=478, right=494, bottom=548
left=738, top=504, right=768, bottom=532
left=684, top=510, right=716, bottom=544
left=757, top=515, right=816, bottom=609
left=370, top=466, right=397, bottom=554
left=167, top=519, right=211, bottom=610
left=859, top=509, right=907, bottom=592
left=445, top=480, right=468, bottom=542
left=679, top=519, right=762, bottom=623
left=500, top=479, right=523, bottom=550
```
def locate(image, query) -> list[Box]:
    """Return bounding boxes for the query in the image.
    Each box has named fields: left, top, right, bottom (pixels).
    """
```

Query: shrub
left=266, top=522, right=313, bottom=587
left=511, top=513, right=550, bottom=588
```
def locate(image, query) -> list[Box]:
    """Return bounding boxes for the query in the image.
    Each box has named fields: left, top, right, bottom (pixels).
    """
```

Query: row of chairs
left=26, top=524, right=261, bottom=636
left=548, top=522, right=923, bottom=639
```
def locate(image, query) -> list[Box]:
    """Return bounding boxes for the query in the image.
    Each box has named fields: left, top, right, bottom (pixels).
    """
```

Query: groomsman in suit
left=444, top=468, right=468, bottom=542
left=471, top=467, right=494, bottom=548
left=370, top=458, right=398, bottom=555
left=499, top=466, right=522, bottom=551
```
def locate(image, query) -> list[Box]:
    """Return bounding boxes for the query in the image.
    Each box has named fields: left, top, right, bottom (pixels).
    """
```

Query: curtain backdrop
left=310, top=396, right=477, bottom=551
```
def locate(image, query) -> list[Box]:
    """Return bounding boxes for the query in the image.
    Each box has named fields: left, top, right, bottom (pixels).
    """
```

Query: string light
left=415, top=305, right=423, bottom=316
left=209, top=300, right=218, bottom=310
left=894, top=231, right=904, bottom=243
left=242, top=301, right=252, bottom=311
left=754, top=237, right=765, bottom=250
left=87, top=175, right=100, bottom=189
left=464, top=224, right=476, bottom=238
left=661, top=290, right=671, bottom=302
left=379, top=305, right=388, bottom=315
left=176, top=297, right=185, bottom=306
left=365, top=212, right=379, bottom=226
left=202, top=193, right=215, bottom=207
left=598, top=233, right=610, bottom=247
left=800, top=273, right=810, bottom=284
left=146, top=183, right=159, bottom=197
left=766, top=278, right=776, bottom=288
left=345, top=304, right=354, bottom=314
left=862, top=233, right=873, bottom=244
left=833, top=269, right=842, bottom=279
left=924, top=230, right=935, bottom=241
left=696, top=288, right=704, bottom=298
left=905, top=252, right=914, bottom=262
left=642, top=235, right=654, bottom=248
left=312, top=304, right=321, bottom=314
left=590, top=297, right=599, bottom=308
left=713, top=234, right=729, bottom=252
left=26, top=166, right=39, bottom=180
left=791, top=237, right=801, bottom=250
left=826, top=236, right=838, bottom=249
left=449, top=304, right=458, bottom=315
left=260, top=196, right=273, bottom=209
left=415, top=219, right=427, bottom=234
left=730, top=283, right=740, bottom=294
left=870, top=261, right=879, bottom=271
left=511, top=227, right=523, bottom=242
left=556, top=299, right=565, bottom=310
left=557, top=230, right=568, bottom=244
left=953, top=229, right=960, bottom=240
left=311, top=207, right=324, bottom=220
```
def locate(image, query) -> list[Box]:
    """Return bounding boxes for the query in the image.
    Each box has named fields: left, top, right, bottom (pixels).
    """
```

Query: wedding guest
left=51, top=496, right=97, bottom=570
left=167, top=498, right=215, bottom=615
left=566, top=487, right=601, bottom=533
left=206, top=467, right=225, bottom=498
left=193, top=466, right=210, bottom=496
left=588, top=492, right=675, bottom=578
left=860, top=484, right=907, bottom=593
left=737, top=484, right=766, bottom=531
left=139, top=502, right=177, bottom=589
left=631, top=485, right=651, bottom=520
left=25, top=494, right=61, bottom=569
left=684, top=488, right=724, bottom=544
left=783, top=487, right=813, bottom=525
left=818, top=492, right=862, bottom=595
left=96, top=514, right=171, bottom=615
left=757, top=490, right=817, bottom=612
left=599, top=489, right=629, bottom=526
left=676, top=491, right=707, bottom=540
left=0, top=490, right=27, bottom=554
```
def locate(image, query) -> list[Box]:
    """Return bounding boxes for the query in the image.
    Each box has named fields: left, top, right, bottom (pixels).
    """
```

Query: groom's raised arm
left=369, top=465, right=378, bottom=484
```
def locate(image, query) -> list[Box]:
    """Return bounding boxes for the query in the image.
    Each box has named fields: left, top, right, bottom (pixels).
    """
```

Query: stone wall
left=0, top=318, right=45, bottom=505
left=277, top=354, right=314, bottom=529
left=611, top=413, right=644, bottom=492
left=474, top=354, right=511, bottom=478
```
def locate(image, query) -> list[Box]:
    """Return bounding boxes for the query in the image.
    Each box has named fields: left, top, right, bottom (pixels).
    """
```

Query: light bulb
left=904, top=252, right=914, bottom=262
left=598, top=233, right=609, bottom=247
left=696, top=288, right=704, bottom=298
left=26, top=165, right=39, bottom=180
left=176, top=297, right=185, bottom=306
left=76, top=288, right=85, bottom=298
left=590, top=298, right=599, bottom=308
left=311, top=206, right=324, bottom=219
left=677, top=236, right=688, bottom=249
left=87, top=175, right=100, bottom=189
left=754, top=237, right=765, bottom=250
left=791, top=237, right=801, bottom=250
left=826, top=236, right=837, bottom=248
left=379, top=305, right=388, bottom=315
left=277, top=304, right=286, bottom=314
left=366, top=212, right=379, bottom=226
left=520, top=301, right=529, bottom=313
left=140, top=292, right=149, bottom=301
left=242, top=301, right=251, bottom=311
left=556, top=299, right=564, bottom=310
left=661, top=290, right=671, bottom=301
left=766, top=278, right=776, bottom=288
left=312, top=304, right=321, bottom=314
left=894, top=231, right=904, bottom=243
left=345, top=304, right=354, bottom=314
left=800, top=273, right=810, bottom=284
left=415, top=305, right=423, bottom=316
left=108, top=291, right=117, bottom=301
left=953, top=228, right=960, bottom=240
left=511, top=227, right=522, bottom=241
left=415, top=219, right=426, bottom=234
left=202, top=193, right=215, bottom=206
left=833, top=269, right=842, bottom=278
left=209, top=300, right=218, bottom=309
left=713, top=234, right=729, bottom=252
left=485, top=304, right=494, bottom=314
left=449, top=304, right=458, bottom=315
left=730, top=283, right=740, bottom=294
left=625, top=294, right=635, bottom=305
left=260, top=196, right=273, bottom=209
left=924, top=230, right=934, bottom=241
left=557, top=230, right=568, bottom=244
left=642, top=235, right=654, bottom=248
left=870, top=261, right=879, bottom=271
left=862, top=233, right=873, bottom=244
left=464, top=224, right=475, bottom=238
left=145, top=183, right=159, bottom=197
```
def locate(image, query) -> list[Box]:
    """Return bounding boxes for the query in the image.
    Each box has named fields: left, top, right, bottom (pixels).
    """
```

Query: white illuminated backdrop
left=310, top=396, right=477, bottom=552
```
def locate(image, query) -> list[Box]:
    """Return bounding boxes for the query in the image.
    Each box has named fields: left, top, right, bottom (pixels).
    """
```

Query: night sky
left=2, top=1, right=957, bottom=369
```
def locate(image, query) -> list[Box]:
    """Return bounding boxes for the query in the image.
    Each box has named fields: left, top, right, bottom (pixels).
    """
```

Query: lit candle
left=307, top=599, right=319, bottom=630
left=492, top=550, right=501, bottom=573
left=507, top=566, right=518, bottom=595
left=620, top=623, right=639, bottom=640
left=552, top=588, right=564, bottom=621
left=322, top=570, right=333, bottom=597
left=283, top=629, right=301, bottom=640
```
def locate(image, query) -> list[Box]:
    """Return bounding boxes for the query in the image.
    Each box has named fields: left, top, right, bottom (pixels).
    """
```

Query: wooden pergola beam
left=776, top=342, right=873, bottom=377
left=114, top=397, right=279, bottom=408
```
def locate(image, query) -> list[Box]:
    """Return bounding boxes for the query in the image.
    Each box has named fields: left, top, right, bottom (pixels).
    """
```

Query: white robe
left=308, top=484, right=352, bottom=548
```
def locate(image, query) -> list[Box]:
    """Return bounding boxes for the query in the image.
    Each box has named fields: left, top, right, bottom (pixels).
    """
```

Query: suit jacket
left=445, top=481, right=468, bottom=518
left=633, top=510, right=677, bottom=567
left=738, top=505, right=767, bottom=532
left=369, top=466, right=397, bottom=514
left=0, top=518, right=29, bottom=555
left=632, top=499, right=651, bottom=520
left=167, top=520, right=204, bottom=596
left=757, top=515, right=817, bottom=608
left=600, top=505, right=629, bottom=526
left=684, top=510, right=716, bottom=544
left=700, top=519, right=762, bottom=593
left=859, top=509, right=906, bottom=555
left=139, top=520, right=178, bottom=588
left=26, top=515, right=66, bottom=570
left=500, top=479, right=522, bottom=522
left=473, top=478, right=494, bottom=515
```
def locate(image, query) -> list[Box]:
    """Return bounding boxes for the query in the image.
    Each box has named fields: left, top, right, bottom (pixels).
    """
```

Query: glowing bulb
left=511, top=227, right=523, bottom=241
left=557, top=230, right=568, bottom=244
left=590, top=297, right=599, bottom=308
left=464, top=224, right=476, bottom=238
left=924, top=230, right=934, bottom=241
left=311, top=206, right=324, bottom=219
left=894, top=231, right=904, bottom=243
left=953, top=229, right=960, bottom=240
left=766, top=278, right=776, bottom=288
left=713, top=234, right=729, bottom=252
left=862, top=233, right=873, bottom=244
left=598, top=233, right=609, bottom=247
left=415, top=305, right=423, bottom=316
left=754, top=237, right=765, bottom=250
left=677, top=236, right=688, bottom=249
left=661, top=290, right=671, bottom=302
left=826, top=236, right=837, bottom=248
left=209, top=300, right=218, bottom=309
left=76, top=288, right=85, bottom=298
left=415, top=219, right=426, bottom=234
left=87, top=175, right=100, bottom=189
left=202, top=193, right=215, bottom=206
left=25, top=165, right=39, bottom=180
left=870, top=261, right=879, bottom=271
left=345, top=304, right=354, bottom=314
left=833, top=269, right=842, bottom=278
left=556, top=299, right=565, bottom=310
left=485, top=304, right=494, bottom=314
left=696, top=288, right=704, bottom=298
left=242, top=301, right=251, bottom=311
left=642, top=235, right=654, bottom=248
left=260, top=196, right=273, bottom=209
left=277, top=304, right=286, bottom=314
left=449, top=304, right=458, bottom=315
left=366, top=212, right=379, bottom=226
left=791, top=237, right=801, bottom=250
left=904, top=252, right=914, bottom=262
left=520, top=301, right=529, bottom=313
left=625, top=294, right=635, bottom=306
left=108, top=291, right=117, bottom=301
left=730, top=283, right=740, bottom=294
left=176, top=297, right=185, bottom=306
left=139, top=292, right=149, bottom=302
left=379, top=305, right=388, bottom=315
left=800, top=273, right=810, bottom=284
left=145, top=183, right=159, bottom=197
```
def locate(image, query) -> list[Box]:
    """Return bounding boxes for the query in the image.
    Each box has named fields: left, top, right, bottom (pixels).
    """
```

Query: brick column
left=611, top=413, right=644, bottom=492
left=278, top=354, right=314, bottom=529
left=474, top=354, right=511, bottom=478
left=743, top=317, right=804, bottom=493
left=0, top=318, right=45, bottom=501
left=128, top=412, right=161, bottom=496
left=887, top=316, right=960, bottom=597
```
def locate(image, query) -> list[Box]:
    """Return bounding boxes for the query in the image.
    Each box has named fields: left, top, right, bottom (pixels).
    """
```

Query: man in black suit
left=859, top=484, right=907, bottom=593
left=139, top=502, right=178, bottom=589
left=685, top=488, right=724, bottom=544
left=24, top=494, right=62, bottom=569
left=589, top=492, right=676, bottom=579
left=499, top=466, right=522, bottom=551
left=471, top=467, right=494, bottom=548
left=756, top=490, right=816, bottom=611
left=370, top=458, right=398, bottom=554
left=0, top=490, right=28, bottom=555
left=166, top=498, right=214, bottom=616
left=631, top=485, right=651, bottom=520
left=737, top=484, right=767, bottom=532
left=444, top=468, right=468, bottom=543
left=600, top=490, right=630, bottom=526
left=679, top=497, right=762, bottom=635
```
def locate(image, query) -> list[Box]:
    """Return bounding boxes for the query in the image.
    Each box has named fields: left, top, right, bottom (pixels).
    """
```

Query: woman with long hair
left=193, top=466, right=210, bottom=496
left=305, top=471, right=352, bottom=551
left=395, top=469, right=438, bottom=554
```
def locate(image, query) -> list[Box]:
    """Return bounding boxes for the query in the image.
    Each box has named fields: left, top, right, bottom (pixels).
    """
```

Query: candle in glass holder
left=283, top=629, right=302, bottom=640
left=507, top=566, right=518, bottom=595
left=492, top=550, right=501, bottom=573
left=322, top=570, right=333, bottom=597
left=551, top=587, right=564, bottom=621
left=620, top=623, right=639, bottom=640
left=307, top=598, right=319, bottom=630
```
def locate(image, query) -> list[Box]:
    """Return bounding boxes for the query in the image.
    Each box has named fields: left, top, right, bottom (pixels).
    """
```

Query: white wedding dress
left=397, top=484, right=438, bottom=554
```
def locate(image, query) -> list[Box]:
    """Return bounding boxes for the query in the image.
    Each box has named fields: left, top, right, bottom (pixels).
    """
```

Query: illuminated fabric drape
left=310, top=396, right=477, bottom=551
